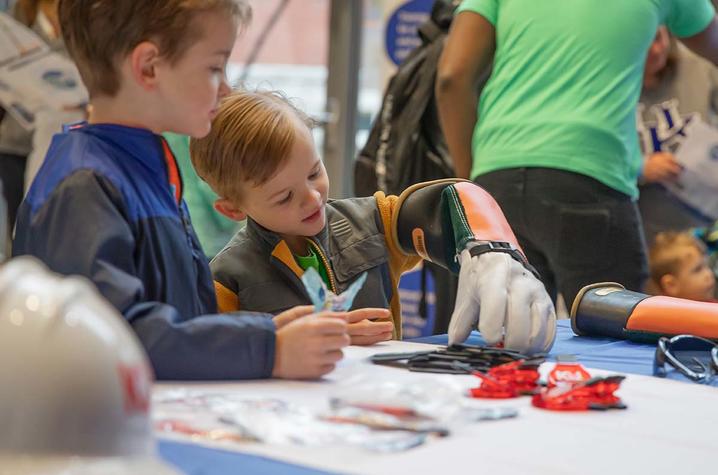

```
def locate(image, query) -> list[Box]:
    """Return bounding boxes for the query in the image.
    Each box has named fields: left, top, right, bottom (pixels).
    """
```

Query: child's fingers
left=321, top=349, right=345, bottom=364
left=273, top=305, right=316, bottom=329
left=318, top=334, right=351, bottom=350
left=350, top=332, right=393, bottom=346
left=310, top=316, right=349, bottom=336
left=347, top=320, right=394, bottom=336
left=344, top=308, right=391, bottom=323
left=317, top=364, right=337, bottom=376
left=316, top=309, right=389, bottom=324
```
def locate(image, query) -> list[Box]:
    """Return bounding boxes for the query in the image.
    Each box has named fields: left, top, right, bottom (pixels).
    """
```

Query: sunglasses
left=653, top=335, right=718, bottom=383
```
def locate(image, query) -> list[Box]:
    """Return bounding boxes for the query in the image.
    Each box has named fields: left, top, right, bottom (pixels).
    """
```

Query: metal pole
left=323, top=0, right=363, bottom=198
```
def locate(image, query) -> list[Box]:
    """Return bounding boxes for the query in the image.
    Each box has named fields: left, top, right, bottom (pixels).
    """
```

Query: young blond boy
left=647, top=231, right=716, bottom=301
left=190, top=90, right=557, bottom=354
left=12, top=0, right=381, bottom=381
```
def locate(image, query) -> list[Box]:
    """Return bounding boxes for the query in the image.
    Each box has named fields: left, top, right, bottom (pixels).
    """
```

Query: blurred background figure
left=638, top=26, right=718, bottom=245
left=0, top=0, right=84, bottom=236
left=647, top=230, right=716, bottom=301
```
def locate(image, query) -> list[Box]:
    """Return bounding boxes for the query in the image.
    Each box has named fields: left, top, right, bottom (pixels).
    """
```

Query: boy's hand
left=343, top=308, right=393, bottom=345
left=273, top=305, right=315, bottom=330
left=272, top=312, right=349, bottom=379
left=449, top=249, right=556, bottom=354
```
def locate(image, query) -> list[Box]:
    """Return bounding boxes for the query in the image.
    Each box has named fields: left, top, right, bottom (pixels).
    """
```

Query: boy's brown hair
left=57, top=0, right=251, bottom=97
left=190, top=89, right=315, bottom=201
left=647, top=231, right=707, bottom=293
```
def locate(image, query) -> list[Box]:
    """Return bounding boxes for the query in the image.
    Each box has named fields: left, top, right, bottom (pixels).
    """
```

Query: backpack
left=353, top=0, right=457, bottom=197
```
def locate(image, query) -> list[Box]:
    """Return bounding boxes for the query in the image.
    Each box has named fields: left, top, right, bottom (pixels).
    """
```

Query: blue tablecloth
left=413, top=319, right=718, bottom=384
left=158, top=440, right=334, bottom=475
left=159, top=319, right=715, bottom=474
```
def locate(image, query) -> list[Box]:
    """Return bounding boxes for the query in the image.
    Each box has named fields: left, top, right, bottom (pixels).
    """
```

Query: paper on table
left=665, top=118, right=718, bottom=220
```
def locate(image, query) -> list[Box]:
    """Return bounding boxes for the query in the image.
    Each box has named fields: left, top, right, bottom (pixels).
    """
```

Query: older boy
left=12, top=0, right=370, bottom=381
left=191, top=90, right=557, bottom=353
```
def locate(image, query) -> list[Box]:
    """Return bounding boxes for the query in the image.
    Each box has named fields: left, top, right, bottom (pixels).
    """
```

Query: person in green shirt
left=163, top=132, right=240, bottom=258
left=436, top=0, right=718, bottom=307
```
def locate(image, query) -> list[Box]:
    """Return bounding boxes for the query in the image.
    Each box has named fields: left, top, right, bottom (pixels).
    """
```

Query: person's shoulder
left=24, top=128, right=126, bottom=213
left=210, top=227, right=258, bottom=271
left=327, top=196, right=378, bottom=217
left=210, top=226, right=281, bottom=293
left=325, top=197, right=387, bottom=244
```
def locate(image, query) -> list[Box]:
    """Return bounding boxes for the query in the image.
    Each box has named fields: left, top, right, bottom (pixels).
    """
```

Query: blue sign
left=385, top=0, right=434, bottom=66
left=398, top=263, right=436, bottom=338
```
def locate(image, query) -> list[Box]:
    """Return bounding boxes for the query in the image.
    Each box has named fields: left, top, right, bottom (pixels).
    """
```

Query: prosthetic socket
left=389, top=179, right=535, bottom=275
left=571, top=283, right=718, bottom=342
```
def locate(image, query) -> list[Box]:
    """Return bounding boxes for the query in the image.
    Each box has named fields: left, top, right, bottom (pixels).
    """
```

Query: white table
left=155, top=339, right=718, bottom=475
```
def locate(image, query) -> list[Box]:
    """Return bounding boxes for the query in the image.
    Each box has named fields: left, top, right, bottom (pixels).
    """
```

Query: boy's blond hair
left=647, top=231, right=707, bottom=293
left=58, top=0, right=251, bottom=97
left=190, top=89, right=315, bottom=201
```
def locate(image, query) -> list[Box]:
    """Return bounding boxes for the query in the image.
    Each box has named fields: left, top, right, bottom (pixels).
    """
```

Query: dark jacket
left=211, top=195, right=423, bottom=339
left=13, top=123, right=276, bottom=380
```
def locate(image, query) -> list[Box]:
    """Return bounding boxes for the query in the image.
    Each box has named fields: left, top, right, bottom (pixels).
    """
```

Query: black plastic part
left=468, top=242, right=540, bottom=279
left=571, top=286, right=649, bottom=339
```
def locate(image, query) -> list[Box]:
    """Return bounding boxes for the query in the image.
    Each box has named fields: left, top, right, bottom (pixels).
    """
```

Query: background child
left=190, top=89, right=556, bottom=353
left=647, top=230, right=716, bottom=300
left=13, top=0, right=365, bottom=381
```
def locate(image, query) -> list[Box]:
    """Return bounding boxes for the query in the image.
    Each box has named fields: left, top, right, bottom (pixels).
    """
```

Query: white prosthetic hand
left=448, top=247, right=557, bottom=354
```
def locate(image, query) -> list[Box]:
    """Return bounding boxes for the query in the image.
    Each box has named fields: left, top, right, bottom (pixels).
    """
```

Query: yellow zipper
left=307, top=238, right=337, bottom=294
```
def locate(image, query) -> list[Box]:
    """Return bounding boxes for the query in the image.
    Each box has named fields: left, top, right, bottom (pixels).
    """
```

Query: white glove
left=448, top=248, right=556, bottom=354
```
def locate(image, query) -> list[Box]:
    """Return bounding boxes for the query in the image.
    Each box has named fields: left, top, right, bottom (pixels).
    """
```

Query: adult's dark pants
left=0, top=152, right=26, bottom=236
left=473, top=168, right=648, bottom=309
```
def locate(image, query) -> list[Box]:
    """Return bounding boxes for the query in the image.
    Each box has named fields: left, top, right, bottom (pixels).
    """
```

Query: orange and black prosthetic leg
left=571, top=283, right=718, bottom=342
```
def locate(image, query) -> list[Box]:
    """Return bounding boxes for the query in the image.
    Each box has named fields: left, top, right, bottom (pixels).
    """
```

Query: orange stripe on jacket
left=161, top=139, right=182, bottom=204
left=628, top=296, right=718, bottom=339
left=270, top=241, right=305, bottom=278
left=453, top=181, right=523, bottom=252
left=215, top=280, right=239, bottom=313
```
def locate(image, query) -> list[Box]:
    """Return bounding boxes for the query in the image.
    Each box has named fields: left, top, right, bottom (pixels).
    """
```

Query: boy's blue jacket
left=13, top=123, right=276, bottom=380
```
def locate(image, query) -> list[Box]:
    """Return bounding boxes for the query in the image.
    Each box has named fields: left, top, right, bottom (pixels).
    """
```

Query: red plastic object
left=488, top=359, right=541, bottom=393
left=469, top=373, right=521, bottom=398
left=469, top=359, right=542, bottom=399
left=547, top=360, right=592, bottom=387
left=531, top=376, right=627, bottom=411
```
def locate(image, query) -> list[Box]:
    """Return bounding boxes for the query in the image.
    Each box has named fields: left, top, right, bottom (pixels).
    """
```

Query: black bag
left=355, top=1, right=470, bottom=334
left=354, top=0, right=457, bottom=197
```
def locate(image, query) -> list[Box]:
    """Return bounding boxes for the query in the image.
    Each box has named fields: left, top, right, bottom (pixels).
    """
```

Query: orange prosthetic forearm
left=571, top=283, right=718, bottom=342
left=391, top=179, right=529, bottom=273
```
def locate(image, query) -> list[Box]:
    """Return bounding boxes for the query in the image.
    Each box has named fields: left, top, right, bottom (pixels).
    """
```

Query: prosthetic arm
left=390, top=179, right=556, bottom=354
left=572, top=283, right=718, bottom=341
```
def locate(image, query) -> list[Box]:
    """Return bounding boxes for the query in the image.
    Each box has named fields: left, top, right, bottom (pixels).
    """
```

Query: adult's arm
left=435, top=11, right=495, bottom=179
left=681, top=15, right=718, bottom=66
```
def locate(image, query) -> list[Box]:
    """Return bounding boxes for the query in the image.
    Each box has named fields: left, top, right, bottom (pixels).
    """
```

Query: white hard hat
left=0, top=257, right=179, bottom=475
